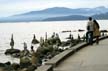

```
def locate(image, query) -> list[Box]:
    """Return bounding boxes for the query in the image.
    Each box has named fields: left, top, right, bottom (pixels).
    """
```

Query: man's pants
left=86, top=31, right=93, bottom=45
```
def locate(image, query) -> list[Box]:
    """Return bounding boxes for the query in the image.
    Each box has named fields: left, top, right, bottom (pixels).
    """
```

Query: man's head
left=88, top=17, right=92, bottom=21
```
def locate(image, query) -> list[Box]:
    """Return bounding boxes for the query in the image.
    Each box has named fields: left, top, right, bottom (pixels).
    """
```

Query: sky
left=0, top=0, right=108, bottom=17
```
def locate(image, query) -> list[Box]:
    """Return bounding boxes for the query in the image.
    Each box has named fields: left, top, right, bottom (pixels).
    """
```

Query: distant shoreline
left=0, top=19, right=108, bottom=23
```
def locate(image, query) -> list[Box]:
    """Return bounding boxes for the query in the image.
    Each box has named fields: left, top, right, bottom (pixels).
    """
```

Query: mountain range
left=0, top=6, right=108, bottom=22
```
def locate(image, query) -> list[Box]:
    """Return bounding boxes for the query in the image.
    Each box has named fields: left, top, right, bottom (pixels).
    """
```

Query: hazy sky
left=0, top=0, right=108, bottom=17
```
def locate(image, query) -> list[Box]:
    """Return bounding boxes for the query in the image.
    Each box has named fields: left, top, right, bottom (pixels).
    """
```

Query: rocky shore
left=1, top=33, right=86, bottom=71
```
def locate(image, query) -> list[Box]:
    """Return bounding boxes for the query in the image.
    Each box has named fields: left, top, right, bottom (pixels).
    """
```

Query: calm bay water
left=0, top=20, right=108, bottom=63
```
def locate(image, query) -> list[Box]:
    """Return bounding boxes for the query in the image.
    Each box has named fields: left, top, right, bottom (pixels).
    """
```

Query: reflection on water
left=0, top=20, right=107, bottom=63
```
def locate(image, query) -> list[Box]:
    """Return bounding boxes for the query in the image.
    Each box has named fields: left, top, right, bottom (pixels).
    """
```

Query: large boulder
left=5, top=49, right=20, bottom=57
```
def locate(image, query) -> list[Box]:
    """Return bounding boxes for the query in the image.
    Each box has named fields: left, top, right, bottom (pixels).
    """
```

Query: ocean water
left=0, top=20, right=107, bottom=63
